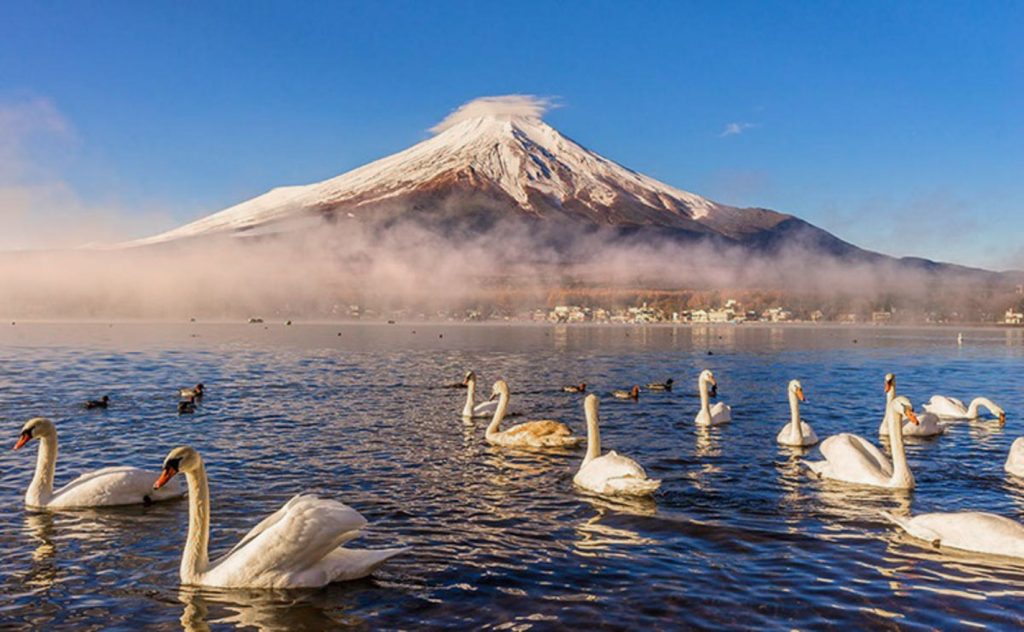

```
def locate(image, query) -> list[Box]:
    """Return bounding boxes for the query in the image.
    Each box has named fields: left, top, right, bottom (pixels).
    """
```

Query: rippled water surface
left=2, top=322, right=1024, bottom=630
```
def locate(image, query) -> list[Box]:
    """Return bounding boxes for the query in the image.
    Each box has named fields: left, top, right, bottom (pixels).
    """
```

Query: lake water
left=1, top=322, right=1023, bottom=630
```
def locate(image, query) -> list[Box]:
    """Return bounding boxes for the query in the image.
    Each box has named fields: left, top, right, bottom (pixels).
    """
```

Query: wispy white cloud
left=0, top=95, right=173, bottom=250
left=719, top=121, right=758, bottom=137
left=430, top=94, right=560, bottom=134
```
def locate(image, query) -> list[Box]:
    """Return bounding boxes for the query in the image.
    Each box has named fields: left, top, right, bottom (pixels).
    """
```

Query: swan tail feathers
left=323, top=546, right=410, bottom=583
left=803, top=460, right=827, bottom=478
left=882, top=512, right=943, bottom=546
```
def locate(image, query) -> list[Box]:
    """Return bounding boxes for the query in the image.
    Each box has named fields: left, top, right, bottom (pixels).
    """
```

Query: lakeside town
left=334, top=296, right=1024, bottom=326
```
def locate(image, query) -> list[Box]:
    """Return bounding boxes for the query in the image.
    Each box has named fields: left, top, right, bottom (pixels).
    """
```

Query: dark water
left=1, top=322, right=1023, bottom=630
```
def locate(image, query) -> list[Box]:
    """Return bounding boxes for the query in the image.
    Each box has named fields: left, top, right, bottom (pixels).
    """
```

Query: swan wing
left=48, top=466, right=184, bottom=508
left=575, top=451, right=659, bottom=496
left=924, top=395, right=967, bottom=418
left=472, top=400, right=498, bottom=416
left=777, top=421, right=819, bottom=446
left=816, top=433, right=892, bottom=484
left=710, top=402, right=731, bottom=424
left=207, top=494, right=368, bottom=588
left=504, top=420, right=573, bottom=438
left=902, top=412, right=945, bottom=437
left=800, top=422, right=820, bottom=445
left=887, top=511, right=1024, bottom=558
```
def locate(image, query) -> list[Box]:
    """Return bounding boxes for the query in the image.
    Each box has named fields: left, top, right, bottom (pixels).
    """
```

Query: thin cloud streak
left=719, top=121, right=757, bottom=137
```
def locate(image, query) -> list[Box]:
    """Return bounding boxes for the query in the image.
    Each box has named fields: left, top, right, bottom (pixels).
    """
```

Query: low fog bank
left=0, top=217, right=1016, bottom=321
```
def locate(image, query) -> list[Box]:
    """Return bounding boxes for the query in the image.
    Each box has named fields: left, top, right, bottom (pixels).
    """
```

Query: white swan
left=884, top=511, right=1024, bottom=559
left=485, top=380, right=581, bottom=448
left=776, top=380, right=818, bottom=447
left=153, top=446, right=407, bottom=589
left=13, top=417, right=184, bottom=509
left=574, top=395, right=660, bottom=496
left=461, top=371, right=499, bottom=418
left=1006, top=438, right=1024, bottom=478
left=877, top=373, right=944, bottom=437
left=694, top=369, right=731, bottom=426
left=804, top=396, right=919, bottom=489
left=922, top=395, right=1005, bottom=424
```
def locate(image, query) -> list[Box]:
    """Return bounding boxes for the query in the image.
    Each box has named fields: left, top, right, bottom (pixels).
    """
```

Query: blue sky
left=1, top=1, right=1021, bottom=267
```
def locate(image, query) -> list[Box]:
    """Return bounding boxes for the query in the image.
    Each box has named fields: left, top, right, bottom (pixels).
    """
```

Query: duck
left=178, top=397, right=196, bottom=414
left=12, top=417, right=184, bottom=509
left=85, top=395, right=110, bottom=410
left=573, top=395, right=660, bottom=496
left=1005, top=438, right=1024, bottom=478
left=485, top=380, right=581, bottom=448
left=922, top=395, right=1005, bottom=424
left=152, top=446, right=407, bottom=588
left=645, top=379, right=674, bottom=391
left=877, top=373, right=945, bottom=437
left=562, top=383, right=587, bottom=393
left=776, top=379, right=818, bottom=447
left=461, top=371, right=504, bottom=418
left=884, top=511, right=1024, bottom=559
left=804, top=396, right=919, bottom=489
left=179, top=383, right=204, bottom=399
left=694, top=370, right=731, bottom=426
left=611, top=386, right=640, bottom=400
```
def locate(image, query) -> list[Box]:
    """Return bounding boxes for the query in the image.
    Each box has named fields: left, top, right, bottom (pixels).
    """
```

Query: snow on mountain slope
left=128, top=97, right=791, bottom=247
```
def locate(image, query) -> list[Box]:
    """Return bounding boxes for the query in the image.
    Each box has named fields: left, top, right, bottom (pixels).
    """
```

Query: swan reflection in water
left=574, top=494, right=658, bottom=558
left=178, top=586, right=365, bottom=632
left=22, top=512, right=58, bottom=590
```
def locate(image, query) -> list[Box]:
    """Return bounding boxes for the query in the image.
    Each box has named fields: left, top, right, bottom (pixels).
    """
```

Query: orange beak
left=153, top=466, right=178, bottom=490
left=905, top=409, right=920, bottom=425
left=796, top=388, right=805, bottom=402
left=1000, top=412, right=1007, bottom=425
left=884, top=382, right=892, bottom=393
left=13, top=432, right=30, bottom=450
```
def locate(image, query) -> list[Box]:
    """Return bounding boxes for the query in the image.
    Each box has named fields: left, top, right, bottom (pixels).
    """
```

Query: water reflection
left=23, top=512, right=58, bottom=589
left=179, top=587, right=362, bottom=632
left=574, top=496, right=658, bottom=557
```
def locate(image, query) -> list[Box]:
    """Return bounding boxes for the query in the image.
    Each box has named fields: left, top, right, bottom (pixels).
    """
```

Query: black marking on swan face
left=163, top=457, right=182, bottom=472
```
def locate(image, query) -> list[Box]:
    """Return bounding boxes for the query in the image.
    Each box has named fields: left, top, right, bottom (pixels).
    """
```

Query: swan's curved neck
left=181, top=461, right=211, bottom=584
left=485, top=390, right=509, bottom=438
left=787, top=391, right=802, bottom=443
left=967, top=397, right=995, bottom=418
left=462, top=378, right=476, bottom=417
left=699, top=378, right=711, bottom=416
left=887, top=410, right=913, bottom=487
left=27, top=434, right=58, bottom=507
left=582, top=404, right=602, bottom=467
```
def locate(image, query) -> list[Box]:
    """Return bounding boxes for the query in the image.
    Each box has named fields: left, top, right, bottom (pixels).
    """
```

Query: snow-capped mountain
left=130, top=98, right=806, bottom=247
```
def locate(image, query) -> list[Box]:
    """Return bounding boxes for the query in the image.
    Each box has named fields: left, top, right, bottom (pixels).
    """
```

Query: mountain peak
left=127, top=96, right=783, bottom=246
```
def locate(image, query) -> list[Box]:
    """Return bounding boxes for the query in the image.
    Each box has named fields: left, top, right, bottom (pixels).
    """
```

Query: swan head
left=462, top=371, right=476, bottom=386
left=884, top=373, right=895, bottom=393
left=888, top=396, right=919, bottom=425
left=699, top=370, right=718, bottom=397
left=490, top=379, right=510, bottom=401
left=788, top=380, right=805, bottom=402
left=990, top=402, right=1007, bottom=425
left=13, top=417, right=55, bottom=450
left=154, top=446, right=200, bottom=489
left=584, top=393, right=599, bottom=417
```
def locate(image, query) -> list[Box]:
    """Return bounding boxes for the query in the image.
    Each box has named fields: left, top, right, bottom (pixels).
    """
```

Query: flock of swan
left=9, top=367, right=1023, bottom=592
